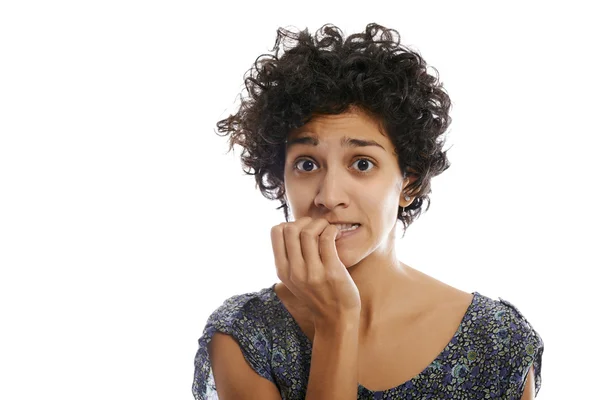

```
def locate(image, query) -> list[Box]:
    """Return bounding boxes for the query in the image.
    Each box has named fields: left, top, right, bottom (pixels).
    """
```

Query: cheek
left=362, top=186, right=398, bottom=214
left=285, top=183, right=311, bottom=208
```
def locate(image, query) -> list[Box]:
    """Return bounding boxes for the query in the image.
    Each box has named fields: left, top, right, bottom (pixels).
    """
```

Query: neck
left=346, top=236, right=427, bottom=335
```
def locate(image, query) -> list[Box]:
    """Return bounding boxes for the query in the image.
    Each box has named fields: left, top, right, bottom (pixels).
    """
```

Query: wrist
left=313, top=313, right=360, bottom=334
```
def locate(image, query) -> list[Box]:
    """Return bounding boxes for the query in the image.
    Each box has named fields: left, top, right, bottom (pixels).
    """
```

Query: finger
left=299, top=219, right=330, bottom=280
left=270, top=223, right=289, bottom=281
left=319, top=224, right=343, bottom=271
left=282, top=217, right=313, bottom=281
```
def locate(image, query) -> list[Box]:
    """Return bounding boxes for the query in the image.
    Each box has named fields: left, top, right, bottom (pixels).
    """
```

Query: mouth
left=334, top=223, right=361, bottom=240
left=333, top=223, right=360, bottom=231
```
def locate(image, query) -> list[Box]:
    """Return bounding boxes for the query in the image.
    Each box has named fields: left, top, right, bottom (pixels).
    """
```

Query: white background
left=1, top=1, right=598, bottom=399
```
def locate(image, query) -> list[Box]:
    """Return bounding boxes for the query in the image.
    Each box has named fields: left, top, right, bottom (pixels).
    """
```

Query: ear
left=399, top=174, right=417, bottom=208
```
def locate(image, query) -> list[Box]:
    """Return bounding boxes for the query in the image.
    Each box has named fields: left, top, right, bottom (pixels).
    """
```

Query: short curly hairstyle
left=216, top=23, right=452, bottom=233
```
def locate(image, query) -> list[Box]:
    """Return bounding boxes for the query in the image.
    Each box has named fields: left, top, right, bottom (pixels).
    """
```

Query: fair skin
left=271, top=107, right=474, bottom=391
left=270, top=107, right=536, bottom=397
left=200, top=105, right=536, bottom=400
left=276, top=107, right=451, bottom=335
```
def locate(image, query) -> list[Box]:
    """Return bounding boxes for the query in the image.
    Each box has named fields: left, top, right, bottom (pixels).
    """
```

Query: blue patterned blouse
left=193, top=283, right=544, bottom=399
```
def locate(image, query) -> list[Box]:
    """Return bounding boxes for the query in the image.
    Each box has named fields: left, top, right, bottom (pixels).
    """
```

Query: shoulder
left=202, top=284, right=282, bottom=355
left=469, top=292, right=544, bottom=397
left=193, top=284, right=281, bottom=398
left=207, top=285, right=277, bottom=329
left=473, top=293, right=544, bottom=349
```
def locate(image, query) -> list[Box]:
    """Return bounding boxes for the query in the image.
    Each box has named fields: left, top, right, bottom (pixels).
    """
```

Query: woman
left=193, top=23, right=543, bottom=399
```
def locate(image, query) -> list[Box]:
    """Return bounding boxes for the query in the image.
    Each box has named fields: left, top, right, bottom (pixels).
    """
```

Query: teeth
left=335, top=223, right=359, bottom=231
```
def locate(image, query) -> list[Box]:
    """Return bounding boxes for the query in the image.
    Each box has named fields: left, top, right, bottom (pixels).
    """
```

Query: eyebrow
left=286, top=135, right=386, bottom=152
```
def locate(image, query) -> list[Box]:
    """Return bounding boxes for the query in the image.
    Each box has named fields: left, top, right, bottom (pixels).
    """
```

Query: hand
left=270, top=217, right=361, bottom=325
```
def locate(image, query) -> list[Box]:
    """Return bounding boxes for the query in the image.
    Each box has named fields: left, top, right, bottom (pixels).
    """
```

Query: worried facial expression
left=283, top=109, right=410, bottom=266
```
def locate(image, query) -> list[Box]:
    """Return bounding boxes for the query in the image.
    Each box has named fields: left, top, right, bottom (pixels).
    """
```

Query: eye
left=351, top=158, right=375, bottom=174
left=293, top=158, right=319, bottom=172
left=292, top=158, right=376, bottom=174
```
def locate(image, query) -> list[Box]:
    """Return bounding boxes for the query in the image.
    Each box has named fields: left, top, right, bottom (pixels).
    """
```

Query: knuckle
left=300, top=229, right=315, bottom=239
left=325, top=272, right=340, bottom=284
left=289, top=272, right=302, bottom=285
left=306, top=275, right=322, bottom=286
left=283, top=223, right=297, bottom=235
left=274, top=258, right=288, bottom=268
left=276, top=270, right=287, bottom=282
left=274, top=259, right=287, bottom=271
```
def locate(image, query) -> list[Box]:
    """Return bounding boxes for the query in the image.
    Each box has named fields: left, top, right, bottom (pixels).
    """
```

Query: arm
left=208, top=332, right=282, bottom=400
left=520, top=366, right=535, bottom=400
left=305, top=315, right=360, bottom=400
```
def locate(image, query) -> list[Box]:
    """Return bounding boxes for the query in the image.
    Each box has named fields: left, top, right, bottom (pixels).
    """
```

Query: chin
left=336, top=251, right=361, bottom=269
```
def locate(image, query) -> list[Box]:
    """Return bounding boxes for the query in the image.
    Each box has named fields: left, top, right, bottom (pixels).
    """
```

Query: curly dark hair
left=216, top=23, right=452, bottom=234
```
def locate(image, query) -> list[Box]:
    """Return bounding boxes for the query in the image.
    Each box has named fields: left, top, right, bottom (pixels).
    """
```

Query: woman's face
left=283, top=109, right=410, bottom=266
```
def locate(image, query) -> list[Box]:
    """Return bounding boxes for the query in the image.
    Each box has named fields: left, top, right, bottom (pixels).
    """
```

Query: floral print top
left=192, top=283, right=544, bottom=399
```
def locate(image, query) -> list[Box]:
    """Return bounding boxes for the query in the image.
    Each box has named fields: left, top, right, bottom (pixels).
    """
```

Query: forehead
left=287, top=110, right=394, bottom=152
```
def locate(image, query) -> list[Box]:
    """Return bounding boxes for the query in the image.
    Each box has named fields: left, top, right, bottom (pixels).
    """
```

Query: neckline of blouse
left=268, top=283, right=481, bottom=394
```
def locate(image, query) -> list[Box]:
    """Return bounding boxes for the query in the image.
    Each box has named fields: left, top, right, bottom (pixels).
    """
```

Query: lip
left=335, top=224, right=361, bottom=241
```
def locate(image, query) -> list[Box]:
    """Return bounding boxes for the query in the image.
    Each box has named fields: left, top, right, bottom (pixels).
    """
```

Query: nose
left=313, top=167, right=350, bottom=211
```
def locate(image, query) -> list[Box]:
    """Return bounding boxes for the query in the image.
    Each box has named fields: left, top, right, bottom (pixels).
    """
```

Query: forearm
left=305, top=316, right=360, bottom=400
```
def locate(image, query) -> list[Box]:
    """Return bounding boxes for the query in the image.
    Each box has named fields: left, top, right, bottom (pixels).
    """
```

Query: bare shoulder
left=409, top=267, right=474, bottom=316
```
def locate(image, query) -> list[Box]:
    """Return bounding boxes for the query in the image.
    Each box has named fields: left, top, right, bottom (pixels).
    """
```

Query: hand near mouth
left=270, top=216, right=362, bottom=325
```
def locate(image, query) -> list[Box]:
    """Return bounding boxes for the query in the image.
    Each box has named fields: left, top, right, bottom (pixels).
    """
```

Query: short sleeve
left=192, top=294, right=276, bottom=400
left=498, top=297, right=544, bottom=398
